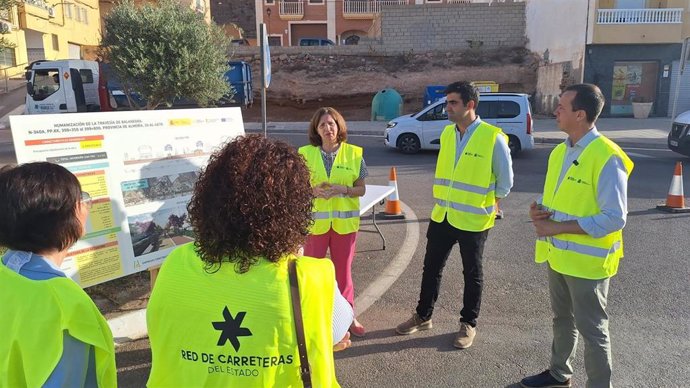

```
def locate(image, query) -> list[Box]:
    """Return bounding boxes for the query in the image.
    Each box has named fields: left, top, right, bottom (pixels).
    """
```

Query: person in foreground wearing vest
left=147, top=135, right=353, bottom=388
left=0, top=162, right=117, bottom=388
left=520, top=84, right=633, bottom=388
left=395, top=81, right=514, bottom=349
left=299, top=107, right=368, bottom=337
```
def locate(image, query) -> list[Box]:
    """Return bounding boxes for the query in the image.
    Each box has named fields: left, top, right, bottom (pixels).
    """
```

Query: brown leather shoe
left=395, top=313, right=432, bottom=335
left=453, top=322, right=476, bottom=349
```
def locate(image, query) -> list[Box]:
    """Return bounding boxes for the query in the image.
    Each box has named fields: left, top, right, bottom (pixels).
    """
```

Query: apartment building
left=253, top=0, right=510, bottom=47
left=584, top=0, right=690, bottom=117
left=0, top=0, right=101, bottom=78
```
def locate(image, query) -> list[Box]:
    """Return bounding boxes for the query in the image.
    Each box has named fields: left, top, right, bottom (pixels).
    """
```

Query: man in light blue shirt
left=522, top=84, right=632, bottom=388
left=396, top=81, right=513, bottom=349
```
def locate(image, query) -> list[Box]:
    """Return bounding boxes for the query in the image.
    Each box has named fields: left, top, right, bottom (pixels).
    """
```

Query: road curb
left=355, top=201, right=419, bottom=316
left=0, top=81, right=27, bottom=96
left=108, top=308, right=148, bottom=345
left=534, top=136, right=668, bottom=150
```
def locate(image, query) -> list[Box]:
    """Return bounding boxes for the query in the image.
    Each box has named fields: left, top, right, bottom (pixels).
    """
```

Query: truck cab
left=25, top=59, right=253, bottom=114
left=25, top=60, right=110, bottom=114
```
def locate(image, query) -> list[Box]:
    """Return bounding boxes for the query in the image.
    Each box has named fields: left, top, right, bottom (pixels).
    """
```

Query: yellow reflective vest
left=147, top=243, right=339, bottom=388
left=0, top=264, right=116, bottom=388
left=535, top=136, right=634, bottom=279
left=431, top=122, right=507, bottom=232
left=299, top=143, right=362, bottom=235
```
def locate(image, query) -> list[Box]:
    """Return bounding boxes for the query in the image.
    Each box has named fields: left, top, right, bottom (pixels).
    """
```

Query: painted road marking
left=355, top=201, right=419, bottom=315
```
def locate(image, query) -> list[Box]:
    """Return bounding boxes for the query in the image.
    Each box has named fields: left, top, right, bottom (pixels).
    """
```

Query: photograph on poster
left=127, top=204, right=194, bottom=257
left=121, top=171, right=199, bottom=207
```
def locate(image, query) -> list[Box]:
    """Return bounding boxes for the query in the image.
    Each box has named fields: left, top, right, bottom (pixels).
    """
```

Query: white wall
left=526, top=0, right=588, bottom=66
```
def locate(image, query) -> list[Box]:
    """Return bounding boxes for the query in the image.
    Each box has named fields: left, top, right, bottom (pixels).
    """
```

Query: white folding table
left=359, top=184, right=395, bottom=250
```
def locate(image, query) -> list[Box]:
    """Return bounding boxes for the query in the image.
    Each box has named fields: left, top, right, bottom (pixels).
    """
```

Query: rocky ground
left=86, top=271, right=151, bottom=319
left=237, top=46, right=541, bottom=122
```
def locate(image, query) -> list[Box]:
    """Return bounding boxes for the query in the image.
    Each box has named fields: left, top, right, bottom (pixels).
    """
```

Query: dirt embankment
left=237, top=46, right=540, bottom=122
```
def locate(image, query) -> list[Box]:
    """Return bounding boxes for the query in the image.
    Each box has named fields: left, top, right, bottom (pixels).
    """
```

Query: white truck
left=24, top=59, right=253, bottom=114
left=25, top=59, right=114, bottom=114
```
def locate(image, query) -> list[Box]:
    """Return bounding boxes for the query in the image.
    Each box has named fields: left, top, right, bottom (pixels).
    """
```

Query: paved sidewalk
left=245, top=117, right=672, bottom=149
left=0, top=79, right=26, bottom=95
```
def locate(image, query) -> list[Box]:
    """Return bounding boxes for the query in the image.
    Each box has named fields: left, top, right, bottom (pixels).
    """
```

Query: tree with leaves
left=101, top=0, right=230, bottom=110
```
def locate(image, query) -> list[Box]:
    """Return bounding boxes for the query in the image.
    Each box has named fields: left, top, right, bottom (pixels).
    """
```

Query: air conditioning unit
left=0, top=21, right=11, bottom=33
left=48, top=7, right=56, bottom=18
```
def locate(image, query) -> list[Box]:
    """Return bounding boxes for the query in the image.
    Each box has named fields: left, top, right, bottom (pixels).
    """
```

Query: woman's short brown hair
left=307, top=107, right=348, bottom=146
left=187, top=135, right=314, bottom=273
left=0, top=162, right=83, bottom=253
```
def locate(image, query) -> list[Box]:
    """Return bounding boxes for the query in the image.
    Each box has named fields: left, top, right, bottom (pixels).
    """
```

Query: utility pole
left=671, top=36, right=690, bottom=119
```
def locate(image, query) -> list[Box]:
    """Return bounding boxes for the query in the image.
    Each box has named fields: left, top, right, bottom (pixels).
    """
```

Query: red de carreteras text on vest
left=180, top=349, right=295, bottom=376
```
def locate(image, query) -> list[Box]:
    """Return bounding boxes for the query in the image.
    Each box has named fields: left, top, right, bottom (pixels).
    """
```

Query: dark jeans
left=415, top=218, right=489, bottom=327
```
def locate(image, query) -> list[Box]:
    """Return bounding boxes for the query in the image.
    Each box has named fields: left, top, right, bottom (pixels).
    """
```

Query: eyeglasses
left=81, top=191, right=93, bottom=209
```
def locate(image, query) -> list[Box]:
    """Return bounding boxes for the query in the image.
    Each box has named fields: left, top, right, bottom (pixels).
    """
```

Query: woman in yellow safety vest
left=147, top=135, right=353, bottom=388
left=0, top=162, right=117, bottom=388
left=299, top=107, right=368, bottom=337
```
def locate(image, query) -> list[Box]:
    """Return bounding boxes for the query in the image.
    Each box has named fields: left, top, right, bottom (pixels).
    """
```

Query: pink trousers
left=303, top=228, right=358, bottom=307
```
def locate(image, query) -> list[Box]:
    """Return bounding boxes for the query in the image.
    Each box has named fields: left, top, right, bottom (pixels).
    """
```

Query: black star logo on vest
left=212, top=307, right=252, bottom=351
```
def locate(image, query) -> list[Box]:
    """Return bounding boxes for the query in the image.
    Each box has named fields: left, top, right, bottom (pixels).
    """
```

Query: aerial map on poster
left=10, top=108, right=244, bottom=287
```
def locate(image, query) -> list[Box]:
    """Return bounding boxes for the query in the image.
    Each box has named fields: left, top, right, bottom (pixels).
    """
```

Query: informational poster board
left=10, top=107, right=244, bottom=287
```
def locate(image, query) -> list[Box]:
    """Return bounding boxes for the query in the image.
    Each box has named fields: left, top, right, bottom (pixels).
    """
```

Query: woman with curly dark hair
left=147, top=135, right=353, bottom=388
left=299, top=107, right=368, bottom=337
left=0, top=162, right=116, bottom=387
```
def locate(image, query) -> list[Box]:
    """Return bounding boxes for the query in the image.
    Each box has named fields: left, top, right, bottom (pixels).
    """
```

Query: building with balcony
left=0, top=0, right=101, bottom=80
left=584, top=0, right=690, bottom=117
left=254, top=0, right=503, bottom=47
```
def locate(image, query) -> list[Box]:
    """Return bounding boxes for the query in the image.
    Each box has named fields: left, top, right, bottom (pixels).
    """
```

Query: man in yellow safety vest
left=521, top=84, right=633, bottom=388
left=395, top=81, right=514, bottom=349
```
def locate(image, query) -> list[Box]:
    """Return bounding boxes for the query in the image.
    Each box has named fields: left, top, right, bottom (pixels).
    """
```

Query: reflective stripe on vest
left=544, top=235, right=622, bottom=258
left=435, top=199, right=495, bottom=216
left=147, top=243, right=340, bottom=388
left=535, top=136, right=634, bottom=279
left=430, top=122, right=507, bottom=232
left=433, top=178, right=497, bottom=195
left=0, top=265, right=117, bottom=388
left=299, top=143, right=362, bottom=235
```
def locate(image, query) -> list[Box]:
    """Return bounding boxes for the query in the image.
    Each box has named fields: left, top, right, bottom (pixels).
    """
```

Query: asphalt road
left=111, top=132, right=690, bottom=387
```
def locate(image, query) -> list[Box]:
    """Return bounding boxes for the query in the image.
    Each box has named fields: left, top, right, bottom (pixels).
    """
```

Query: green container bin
left=371, top=88, right=403, bottom=121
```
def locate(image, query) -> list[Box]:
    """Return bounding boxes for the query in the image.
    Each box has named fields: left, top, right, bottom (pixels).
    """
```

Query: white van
left=384, top=93, right=534, bottom=155
left=25, top=60, right=110, bottom=114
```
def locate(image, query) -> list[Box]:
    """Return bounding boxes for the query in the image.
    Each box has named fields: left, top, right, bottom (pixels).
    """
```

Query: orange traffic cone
left=380, top=167, right=405, bottom=219
left=657, top=161, right=690, bottom=213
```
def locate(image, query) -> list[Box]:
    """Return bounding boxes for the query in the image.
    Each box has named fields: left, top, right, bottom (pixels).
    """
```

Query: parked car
left=668, top=110, right=690, bottom=157
left=384, top=93, right=534, bottom=155
left=298, top=38, right=335, bottom=46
